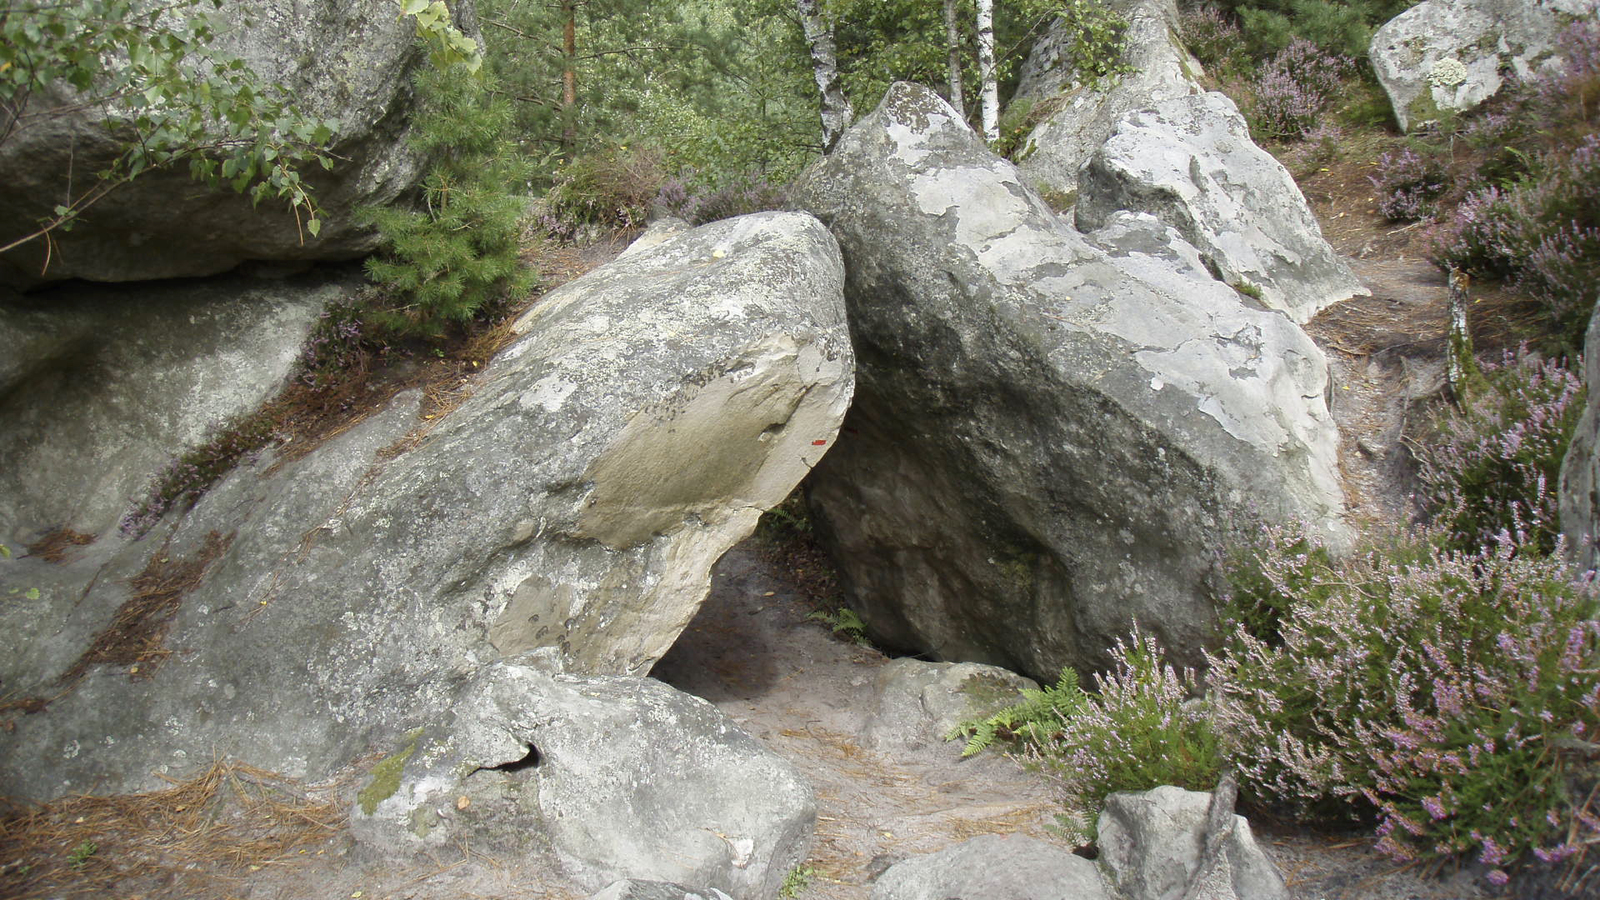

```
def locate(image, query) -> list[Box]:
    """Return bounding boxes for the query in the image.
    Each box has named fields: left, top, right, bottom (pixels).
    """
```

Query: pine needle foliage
left=361, top=63, right=534, bottom=339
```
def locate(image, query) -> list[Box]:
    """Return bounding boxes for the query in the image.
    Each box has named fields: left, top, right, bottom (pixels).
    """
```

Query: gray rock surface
left=590, top=881, right=734, bottom=900
left=1097, top=785, right=1288, bottom=900
left=870, top=833, right=1110, bottom=900
left=1015, top=0, right=1204, bottom=202
left=862, top=658, right=1039, bottom=751
left=0, top=0, right=472, bottom=286
left=0, top=272, right=338, bottom=540
left=1077, top=92, right=1366, bottom=324
left=0, top=211, right=853, bottom=800
left=1561, top=299, right=1600, bottom=571
left=351, top=664, right=813, bottom=899
left=1370, top=0, right=1599, bottom=133
left=788, top=82, right=1346, bottom=680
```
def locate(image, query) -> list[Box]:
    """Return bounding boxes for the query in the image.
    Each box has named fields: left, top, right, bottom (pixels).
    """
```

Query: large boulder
left=1014, top=0, right=1204, bottom=203
left=0, top=211, right=854, bottom=799
left=351, top=664, right=815, bottom=899
left=1370, top=0, right=1599, bottom=133
left=870, top=833, right=1110, bottom=900
left=1097, top=785, right=1288, bottom=900
left=0, top=0, right=472, bottom=287
left=1076, top=92, right=1367, bottom=324
left=0, top=272, right=340, bottom=541
left=788, top=83, right=1346, bottom=680
left=1560, top=298, right=1600, bottom=571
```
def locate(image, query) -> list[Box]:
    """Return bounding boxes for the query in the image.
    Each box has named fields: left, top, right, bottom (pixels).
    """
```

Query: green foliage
left=398, top=0, right=484, bottom=73
left=66, top=839, right=97, bottom=870
left=948, top=666, right=1085, bottom=756
left=0, top=0, right=337, bottom=255
left=1208, top=0, right=1418, bottom=59
left=361, top=64, right=535, bottom=339
left=1056, top=0, right=1135, bottom=84
left=807, top=607, right=869, bottom=646
left=755, top=490, right=815, bottom=545
left=779, top=864, right=817, bottom=898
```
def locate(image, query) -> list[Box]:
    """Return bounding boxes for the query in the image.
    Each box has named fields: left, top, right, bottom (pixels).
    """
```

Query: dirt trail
left=652, top=546, right=1062, bottom=899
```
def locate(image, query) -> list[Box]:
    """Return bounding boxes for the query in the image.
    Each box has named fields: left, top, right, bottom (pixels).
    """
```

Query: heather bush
left=539, top=145, right=666, bottom=236
left=1212, top=526, right=1600, bottom=885
left=654, top=171, right=787, bottom=226
left=1041, top=630, right=1221, bottom=841
left=1247, top=39, right=1354, bottom=140
left=1370, top=147, right=1448, bottom=221
left=1180, top=3, right=1250, bottom=77
left=1412, top=351, right=1584, bottom=557
left=1433, top=134, right=1600, bottom=342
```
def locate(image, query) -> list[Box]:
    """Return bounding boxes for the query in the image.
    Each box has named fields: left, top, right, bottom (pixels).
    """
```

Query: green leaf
left=25, top=588, right=40, bottom=600
left=306, top=217, right=322, bottom=237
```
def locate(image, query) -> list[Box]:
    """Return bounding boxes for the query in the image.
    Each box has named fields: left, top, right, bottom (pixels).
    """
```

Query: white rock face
left=872, top=834, right=1110, bottom=900
left=1077, top=92, right=1368, bottom=324
left=0, top=211, right=854, bottom=801
left=0, top=274, right=336, bottom=539
left=1098, top=786, right=1288, bottom=900
left=862, top=658, right=1039, bottom=751
left=789, top=83, right=1348, bottom=680
left=1370, top=0, right=1599, bottom=132
left=1015, top=0, right=1204, bottom=201
left=0, top=0, right=464, bottom=286
left=1561, top=302, right=1600, bottom=571
left=351, top=664, right=815, bottom=900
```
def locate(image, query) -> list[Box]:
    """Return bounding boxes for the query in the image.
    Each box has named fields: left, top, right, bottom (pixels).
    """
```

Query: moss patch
left=357, top=728, right=424, bottom=816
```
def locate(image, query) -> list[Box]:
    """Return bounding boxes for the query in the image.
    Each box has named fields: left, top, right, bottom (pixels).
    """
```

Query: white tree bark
left=796, top=0, right=855, bottom=152
left=976, top=0, right=998, bottom=141
left=944, top=0, right=965, bottom=119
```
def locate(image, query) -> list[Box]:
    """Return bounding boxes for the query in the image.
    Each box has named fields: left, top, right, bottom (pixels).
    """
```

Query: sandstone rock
left=351, top=664, right=814, bottom=899
left=591, top=881, right=734, bottom=900
left=1560, top=300, right=1600, bottom=571
left=1097, top=785, right=1288, bottom=900
left=0, top=272, right=340, bottom=541
left=1077, top=92, right=1366, bottom=324
left=0, top=211, right=853, bottom=799
left=0, top=0, right=474, bottom=286
left=1015, top=0, right=1204, bottom=202
left=789, top=83, right=1346, bottom=679
left=870, top=833, right=1110, bottom=900
left=1370, top=0, right=1598, bottom=133
left=862, top=658, right=1039, bottom=751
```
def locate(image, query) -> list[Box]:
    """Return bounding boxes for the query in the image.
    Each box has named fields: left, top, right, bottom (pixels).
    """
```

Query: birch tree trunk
left=796, top=0, right=854, bottom=152
left=944, top=0, right=965, bottom=119
left=976, top=0, right=998, bottom=141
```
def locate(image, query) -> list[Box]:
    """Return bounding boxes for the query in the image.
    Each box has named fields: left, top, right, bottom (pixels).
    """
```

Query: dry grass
left=59, top=530, right=233, bottom=686
left=0, top=760, right=343, bottom=900
left=24, top=528, right=95, bottom=564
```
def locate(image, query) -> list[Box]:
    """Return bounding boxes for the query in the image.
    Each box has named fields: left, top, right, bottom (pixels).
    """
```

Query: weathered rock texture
left=0, top=211, right=853, bottom=800
left=1561, top=300, right=1600, bottom=571
left=0, top=273, right=338, bottom=540
left=0, top=0, right=473, bottom=286
left=1370, top=0, right=1598, bottom=133
left=871, top=833, right=1110, bottom=900
left=591, top=882, right=734, bottom=900
left=789, top=83, right=1346, bottom=680
left=862, top=658, right=1038, bottom=751
left=1097, top=785, right=1288, bottom=900
left=352, top=664, right=814, bottom=899
left=1077, top=92, right=1366, bottom=324
left=1014, top=0, right=1203, bottom=202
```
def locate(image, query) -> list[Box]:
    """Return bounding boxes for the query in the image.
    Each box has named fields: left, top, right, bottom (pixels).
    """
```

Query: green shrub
left=361, top=63, right=535, bottom=339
